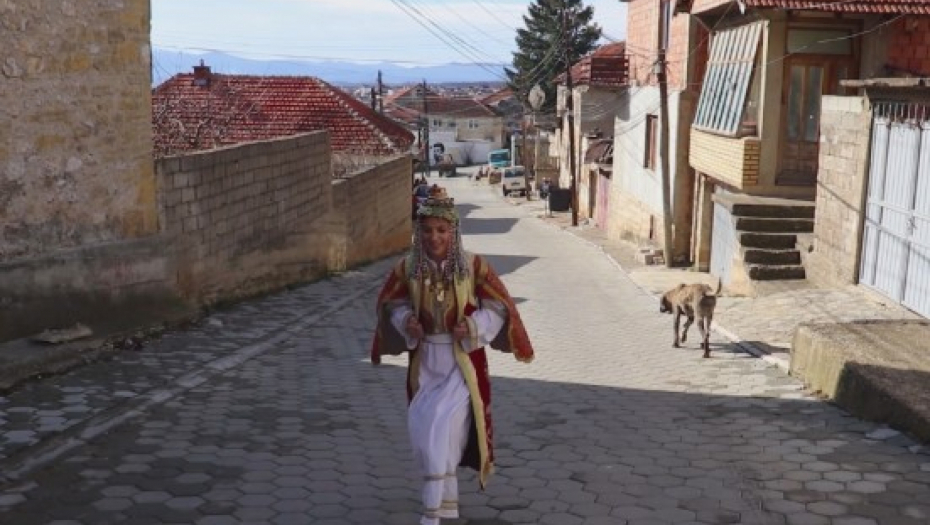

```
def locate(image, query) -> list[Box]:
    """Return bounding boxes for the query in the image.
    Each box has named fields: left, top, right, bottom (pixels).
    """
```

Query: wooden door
left=778, top=57, right=856, bottom=186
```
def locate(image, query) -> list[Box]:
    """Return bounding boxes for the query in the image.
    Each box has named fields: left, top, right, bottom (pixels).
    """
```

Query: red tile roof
left=386, top=85, right=500, bottom=118
left=480, top=88, right=516, bottom=106
left=691, top=0, right=930, bottom=14
left=556, top=42, right=629, bottom=88
left=152, top=69, right=415, bottom=157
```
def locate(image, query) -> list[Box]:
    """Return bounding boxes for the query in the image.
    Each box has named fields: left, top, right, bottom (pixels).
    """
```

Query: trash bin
left=548, top=188, right=572, bottom=212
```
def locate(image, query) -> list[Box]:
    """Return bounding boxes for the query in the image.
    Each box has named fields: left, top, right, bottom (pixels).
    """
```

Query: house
left=480, top=87, right=524, bottom=138
left=608, top=2, right=699, bottom=260
left=554, top=41, right=629, bottom=227
left=152, top=63, right=415, bottom=175
left=683, top=0, right=930, bottom=296
left=385, top=85, right=504, bottom=166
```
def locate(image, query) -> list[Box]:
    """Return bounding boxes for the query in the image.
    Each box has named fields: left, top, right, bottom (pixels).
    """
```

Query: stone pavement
left=509, top=196, right=921, bottom=372
left=0, top=175, right=928, bottom=524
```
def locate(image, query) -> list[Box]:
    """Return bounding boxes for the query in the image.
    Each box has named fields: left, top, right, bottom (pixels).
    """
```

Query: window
left=447, top=120, right=457, bottom=128
left=468, top=119, right=480, bottom=129
left=432, top=118, right=442, bottom=127
left=644, top=114, right=658, bottom=170
left=787, top=29, right=852, bottom=55
left=693, top=22, right=764, bottom=136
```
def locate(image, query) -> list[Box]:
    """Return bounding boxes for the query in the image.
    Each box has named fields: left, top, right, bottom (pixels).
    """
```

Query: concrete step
left=735, top=217, right=815, bottom=233
left=738, top=232, right=798, bottom=250
left=744, top=248, right=802, bottom=266
left=748, top=264, right=807, bottom=281
left=730, top=202, right=816, bottom=219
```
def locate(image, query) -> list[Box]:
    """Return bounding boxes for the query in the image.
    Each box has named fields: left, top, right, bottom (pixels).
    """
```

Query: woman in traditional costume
left=371, top=186, right=534, bottom=525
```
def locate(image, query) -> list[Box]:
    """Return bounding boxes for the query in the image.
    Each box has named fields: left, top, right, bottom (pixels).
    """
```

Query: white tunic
left=388, top=298, right=505, bottom=525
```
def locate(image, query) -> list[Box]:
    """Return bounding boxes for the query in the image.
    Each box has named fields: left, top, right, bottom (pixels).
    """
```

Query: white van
left=502, top=166, right=527, bottom=196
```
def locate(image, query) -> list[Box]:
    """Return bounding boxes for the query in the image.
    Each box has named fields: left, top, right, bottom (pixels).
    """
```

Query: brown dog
left=659, top=279, right=722, bottom=358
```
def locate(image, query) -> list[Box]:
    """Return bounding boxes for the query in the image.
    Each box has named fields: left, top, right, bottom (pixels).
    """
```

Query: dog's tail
left=713, top=277, right=722, bottom=296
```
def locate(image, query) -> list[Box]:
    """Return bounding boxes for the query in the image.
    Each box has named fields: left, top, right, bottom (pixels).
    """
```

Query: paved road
left=1, top=176, right=928, bottom=525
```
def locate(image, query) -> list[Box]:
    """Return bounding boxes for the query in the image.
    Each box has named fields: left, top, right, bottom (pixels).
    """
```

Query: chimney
left=193, top=59, right=211, bottom=87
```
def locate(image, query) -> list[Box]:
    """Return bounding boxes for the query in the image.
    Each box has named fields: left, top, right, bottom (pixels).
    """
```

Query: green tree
left=505, top=0, right=601, bottom=114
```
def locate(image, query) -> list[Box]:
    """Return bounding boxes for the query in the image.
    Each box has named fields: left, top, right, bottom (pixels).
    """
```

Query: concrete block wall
left=157, top=133, right=333, bottom=304
left=610, top=190, right=665, bottom=250
left=0, top=0, right=157, bottom=261
left=805, top=96, right=871, bottom=288
left=327, top=156, right=414, bottom=271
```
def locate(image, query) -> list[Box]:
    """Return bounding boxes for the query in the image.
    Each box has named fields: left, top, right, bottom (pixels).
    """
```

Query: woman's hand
left=405, top=316, right=424, bottom=340
left=453, top=320, right=469, bottom=342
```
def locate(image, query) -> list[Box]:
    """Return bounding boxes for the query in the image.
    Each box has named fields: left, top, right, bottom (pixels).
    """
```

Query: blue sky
left=151, top=0, right=628, bottom=66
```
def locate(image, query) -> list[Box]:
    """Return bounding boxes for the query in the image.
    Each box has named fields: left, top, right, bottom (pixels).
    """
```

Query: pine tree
left=505, top=0, right=601, bottom=114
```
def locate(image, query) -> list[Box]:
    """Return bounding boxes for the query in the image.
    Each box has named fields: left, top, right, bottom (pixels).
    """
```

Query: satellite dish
left=528, top=84, right=545, bottom=111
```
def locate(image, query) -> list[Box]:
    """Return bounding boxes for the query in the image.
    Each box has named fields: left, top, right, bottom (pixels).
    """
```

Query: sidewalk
left=510, top=196, right=921, bottom=372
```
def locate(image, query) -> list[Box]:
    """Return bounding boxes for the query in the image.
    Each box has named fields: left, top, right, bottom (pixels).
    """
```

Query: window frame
left=644, top=114, right=658, bottom=170
left=693, top=22, right=764, bottom=137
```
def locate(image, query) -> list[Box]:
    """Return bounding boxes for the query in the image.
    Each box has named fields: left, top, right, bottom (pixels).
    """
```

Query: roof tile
left=152, top=70, right=414, bottom=156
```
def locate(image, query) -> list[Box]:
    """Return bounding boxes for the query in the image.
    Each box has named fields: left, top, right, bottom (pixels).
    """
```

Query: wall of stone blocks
left=0, top=0, right=178, bottom=342
left=0, top=0, right=157, bottom=262
left=328, top=156, right=413, bottom=271
left=156, top=132, right=333, bottom=304
left=806, top=96, right=871, bottom=288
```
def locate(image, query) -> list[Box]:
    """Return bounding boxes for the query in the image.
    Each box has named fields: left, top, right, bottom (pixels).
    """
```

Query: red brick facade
left=627, top=0, right=691, bottom=90
left=887, top=17, right=930, bottom=75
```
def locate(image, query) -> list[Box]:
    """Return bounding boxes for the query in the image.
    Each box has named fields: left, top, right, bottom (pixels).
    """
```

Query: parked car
left=502, top=166, right=527, bottom=196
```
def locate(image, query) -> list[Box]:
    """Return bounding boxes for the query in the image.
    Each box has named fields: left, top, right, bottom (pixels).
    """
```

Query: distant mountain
left=152, top=48, right=508, bottom=87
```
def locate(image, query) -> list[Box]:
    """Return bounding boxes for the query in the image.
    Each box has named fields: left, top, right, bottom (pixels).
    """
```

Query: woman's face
left=421, top=217, right=453, bottom=262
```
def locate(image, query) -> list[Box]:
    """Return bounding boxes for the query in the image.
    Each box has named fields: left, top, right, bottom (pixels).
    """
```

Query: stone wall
left=157, top=133, right=333, bottom=304
left=0, top=0, right=176, bottom=342
left=806, top=96, right=871, bottom=288
left=0, top=0, right=157, bottom=261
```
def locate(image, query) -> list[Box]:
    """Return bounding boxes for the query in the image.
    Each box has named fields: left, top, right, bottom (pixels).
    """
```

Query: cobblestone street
left=1, top=177, right=928, bottom=525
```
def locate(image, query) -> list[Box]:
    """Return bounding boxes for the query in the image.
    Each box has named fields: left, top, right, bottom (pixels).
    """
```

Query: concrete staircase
left=714, top=195, right=815, bottom=294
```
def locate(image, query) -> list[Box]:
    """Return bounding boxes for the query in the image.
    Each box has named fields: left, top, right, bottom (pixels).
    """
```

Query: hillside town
left=2, top=1, right=930, bottom=524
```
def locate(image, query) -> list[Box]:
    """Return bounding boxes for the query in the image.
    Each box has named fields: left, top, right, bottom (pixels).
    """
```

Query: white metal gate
left=711, top=201, right=735, bottom=286
left=860, top=102, right=930, bottom=317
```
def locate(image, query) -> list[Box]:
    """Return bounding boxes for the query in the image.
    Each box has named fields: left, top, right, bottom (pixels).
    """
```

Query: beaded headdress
left=410, top=185, right=468, bottom=285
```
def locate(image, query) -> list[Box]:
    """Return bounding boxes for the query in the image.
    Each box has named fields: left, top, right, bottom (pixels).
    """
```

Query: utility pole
left=421, top=79, right=430, bottom=178
left=563, top=6, right=578, bottom=227
left=657, top=0, right=674, bottom=268
left=377, top=70, right=384, bottom=114
left=522, top=115, right=531, bottom=200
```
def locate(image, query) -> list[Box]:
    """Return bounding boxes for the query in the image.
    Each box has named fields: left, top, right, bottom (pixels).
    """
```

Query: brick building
left=684, top=0, right=930, bottom=295
left=607, top=0, right=702, bottom=261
